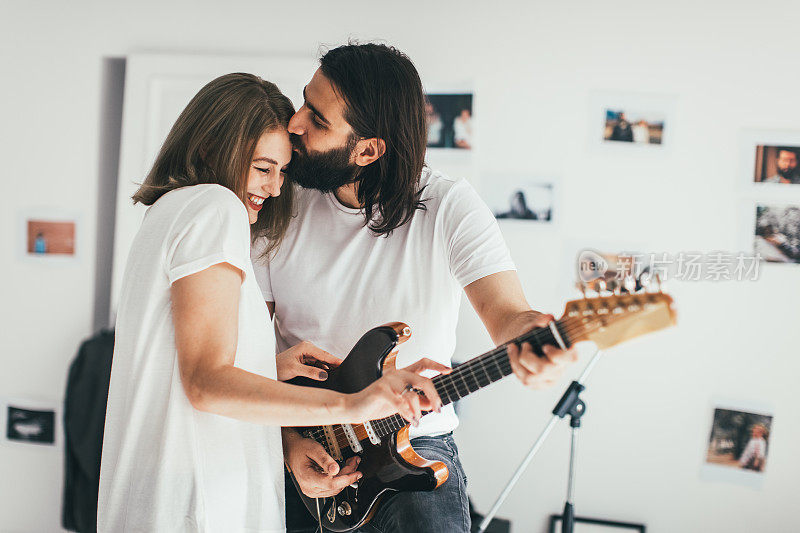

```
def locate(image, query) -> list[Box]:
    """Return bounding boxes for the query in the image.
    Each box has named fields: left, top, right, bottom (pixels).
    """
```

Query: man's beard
left=289, top=134, right=359, bottom=193
left=777, top=166, right=797, bottom=180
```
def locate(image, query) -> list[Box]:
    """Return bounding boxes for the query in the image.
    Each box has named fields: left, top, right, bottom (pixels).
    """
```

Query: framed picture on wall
left=0, top=398, right=58, bottom=447
left=481, top=175, right=556, bottom=223
left=741, top=130, right=800, bottom=186
left=425, top=90, right=474, bottom=151
left=753, top=203, right=800, bottom=264
left=17, top=208, right=82, bottom=264
left=590, top=91, right=677, bottom=152
left=700, top=399, right=774, bottom=489
left=423, top=82, right=475, bottom=177
left=549, top=515, right=645, bottom=533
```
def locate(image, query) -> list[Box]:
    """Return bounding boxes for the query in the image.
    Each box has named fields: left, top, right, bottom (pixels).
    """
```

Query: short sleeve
left=250, top=237, right=274, bottom=302
left=440, top=179, right=516, bottom=287
left=165, top=187, right=251, bottom=285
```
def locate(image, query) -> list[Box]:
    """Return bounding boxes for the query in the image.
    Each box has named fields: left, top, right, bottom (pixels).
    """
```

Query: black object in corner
left=62, top=329, right=114, bottom=533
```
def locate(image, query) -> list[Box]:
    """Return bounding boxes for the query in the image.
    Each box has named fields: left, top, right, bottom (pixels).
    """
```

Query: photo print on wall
left=604, top=108, right=664, bottom=145
left=700, top=401, right=774, bottom=489
left=753, top=145, right=800, bottom=185
left=482, top=175, right=555, bottom=223
left=741, top=130, right=800, bottom=187
left=26, top=219, right=75, bottom=256
left=591, top=91, right=676, bottom=151
left=701, top=401, right=774, bottom=489
left=18, top=208, right=82, bottom=263
left=1, top=398, right=58, bottom=446
left=754, top=204, right=800, bottom=264
left=425, top=92, right=473, bottom=150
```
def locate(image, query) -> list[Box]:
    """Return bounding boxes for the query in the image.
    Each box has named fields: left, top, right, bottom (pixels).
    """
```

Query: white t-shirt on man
left=99, top=184, right=284, bottom=532
left=252, top=168, right=515, bottom=437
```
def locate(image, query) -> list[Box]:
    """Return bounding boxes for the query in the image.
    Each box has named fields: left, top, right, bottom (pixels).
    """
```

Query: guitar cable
left=315, top=497, right=323, bottom=533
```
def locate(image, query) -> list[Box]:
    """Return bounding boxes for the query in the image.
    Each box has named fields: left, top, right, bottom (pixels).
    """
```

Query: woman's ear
left=353, top=138, right=386, bottom=167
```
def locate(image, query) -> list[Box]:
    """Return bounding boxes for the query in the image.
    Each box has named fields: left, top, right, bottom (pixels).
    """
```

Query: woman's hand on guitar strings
left=276, top=341, right=342, bottom=382
left=346, top=358, right=451, bottom=425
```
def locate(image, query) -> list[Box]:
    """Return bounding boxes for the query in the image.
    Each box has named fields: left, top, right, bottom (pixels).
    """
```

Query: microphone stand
left=477, top=348, right=604, bottom=533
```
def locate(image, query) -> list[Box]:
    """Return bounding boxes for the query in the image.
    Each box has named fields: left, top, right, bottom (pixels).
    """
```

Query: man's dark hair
left=775, top=146, right=799, bottom=158
left=320, top=42, right=427, bottom=235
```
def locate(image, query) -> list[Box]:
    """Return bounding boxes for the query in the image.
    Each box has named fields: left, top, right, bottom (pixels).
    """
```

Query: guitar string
left=299, top=318, right=571, bottom=445
left=365, top=314, right=622, bottom=437
left=302, top=305, right=654, bottom=444
left=301, top=313, right=620, bottom=445
left=302, top=314, right=614, bottom=445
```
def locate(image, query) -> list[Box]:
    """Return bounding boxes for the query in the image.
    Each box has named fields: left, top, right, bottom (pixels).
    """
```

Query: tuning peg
left=622, top=275, right=637, bottom=294
left=638, top=271, right=652, bottom=292
left=605, top=277, right=616, bottom=294
left=595, top=279, right=607, bottom=294
left=576, top=281, right=588, bottom=300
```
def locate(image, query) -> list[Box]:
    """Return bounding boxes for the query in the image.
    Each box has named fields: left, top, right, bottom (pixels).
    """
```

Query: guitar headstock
left=560, top=283, right=676, bottom=350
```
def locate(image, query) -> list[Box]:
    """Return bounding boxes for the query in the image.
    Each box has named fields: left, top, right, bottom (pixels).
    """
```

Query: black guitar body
left=286, top=323, right=446, bottom=532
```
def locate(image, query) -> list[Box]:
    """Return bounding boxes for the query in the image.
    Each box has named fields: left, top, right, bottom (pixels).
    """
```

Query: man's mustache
left=289, top=133, right=306, bottom=154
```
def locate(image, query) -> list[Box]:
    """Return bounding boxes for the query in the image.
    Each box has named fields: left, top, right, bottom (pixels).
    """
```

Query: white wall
left=1, top=1, right=799, bottom=531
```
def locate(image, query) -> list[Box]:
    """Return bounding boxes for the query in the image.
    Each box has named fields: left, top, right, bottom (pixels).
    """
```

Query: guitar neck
left=370, top=319, right=573, bottom=438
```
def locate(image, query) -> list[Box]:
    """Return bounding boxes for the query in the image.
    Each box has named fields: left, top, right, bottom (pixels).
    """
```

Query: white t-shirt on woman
left=98, top=184, right=284, bottom=533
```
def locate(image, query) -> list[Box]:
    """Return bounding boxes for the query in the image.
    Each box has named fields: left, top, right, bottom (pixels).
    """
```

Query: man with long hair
left=252, top=43, right=577, bottom=533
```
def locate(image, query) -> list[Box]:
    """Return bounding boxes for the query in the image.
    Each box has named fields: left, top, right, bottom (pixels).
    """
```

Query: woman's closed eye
left=254, top=166, right=271, bottom=174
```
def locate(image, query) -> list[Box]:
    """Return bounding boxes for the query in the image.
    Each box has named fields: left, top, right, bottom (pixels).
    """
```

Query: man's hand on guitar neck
left=465, top=271, right=578, bottom=389
left=505, top=311, right=578, bottom=389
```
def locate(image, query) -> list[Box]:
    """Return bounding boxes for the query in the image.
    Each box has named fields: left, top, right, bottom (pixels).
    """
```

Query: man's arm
left=463, top=270, right=577, bottom=388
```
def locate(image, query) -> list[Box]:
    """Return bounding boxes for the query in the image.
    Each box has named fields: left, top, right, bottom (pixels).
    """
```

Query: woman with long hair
left=97, top=73, right=446, bottom=532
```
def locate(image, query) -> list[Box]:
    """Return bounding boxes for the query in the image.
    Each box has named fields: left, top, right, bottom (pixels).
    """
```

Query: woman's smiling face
left=245, top=129, right=292, bottom=224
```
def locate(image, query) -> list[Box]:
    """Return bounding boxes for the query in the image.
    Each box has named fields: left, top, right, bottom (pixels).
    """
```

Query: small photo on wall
left=6, top=406, right=55, bottom=445
left=603, top=109, right=664, bottom=145
left=482, top=176, right=555, bottom=222
left=754, top=204, right=800, bottom=263
left=26, top=219, right=76, bottom=256
left=705, top=408, right=772, bottom=474
left=425, top=93, right=473, bottom=150
left=18, top=209, right=82, bottom=263
left=591, top=91, right=676, bottom=150
left=753, top=144, right=800, bottom=184
left=1, top=399, right=58, bottom=447
left=741, top=131, right=800, bottom=187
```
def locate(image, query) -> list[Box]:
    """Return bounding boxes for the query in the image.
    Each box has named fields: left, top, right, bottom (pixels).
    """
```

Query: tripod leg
left=562, top=424, right=580, bottom=533
left=477, top=415, right=560, bottom=533
left=562, top=502, right=575, bottom=533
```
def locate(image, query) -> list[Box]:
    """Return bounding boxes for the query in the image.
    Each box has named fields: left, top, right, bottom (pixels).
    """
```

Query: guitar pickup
left=363, top=421, right=381, bottom=445
left=341, top=424, right=363, bottom=453
left=323, top=425, right=343, bottom=461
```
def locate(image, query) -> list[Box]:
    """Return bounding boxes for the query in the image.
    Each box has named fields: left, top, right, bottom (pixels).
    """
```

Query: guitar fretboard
left=367, top=319, right=572, bottom=438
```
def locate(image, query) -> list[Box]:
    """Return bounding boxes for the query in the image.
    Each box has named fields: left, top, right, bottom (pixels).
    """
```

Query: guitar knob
left=337, top=502, right=352, bottom=516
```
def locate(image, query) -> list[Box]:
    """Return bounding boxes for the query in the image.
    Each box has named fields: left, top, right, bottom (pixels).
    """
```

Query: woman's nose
left=266, top=174, right=283, bottom=197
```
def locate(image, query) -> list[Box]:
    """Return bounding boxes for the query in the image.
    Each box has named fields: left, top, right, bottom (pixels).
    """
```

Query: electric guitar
left=287, top=288, right=676, bottom=532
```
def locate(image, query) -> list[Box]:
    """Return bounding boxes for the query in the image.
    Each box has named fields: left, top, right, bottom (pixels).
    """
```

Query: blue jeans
left=285, top=434, right=471, bottom=533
